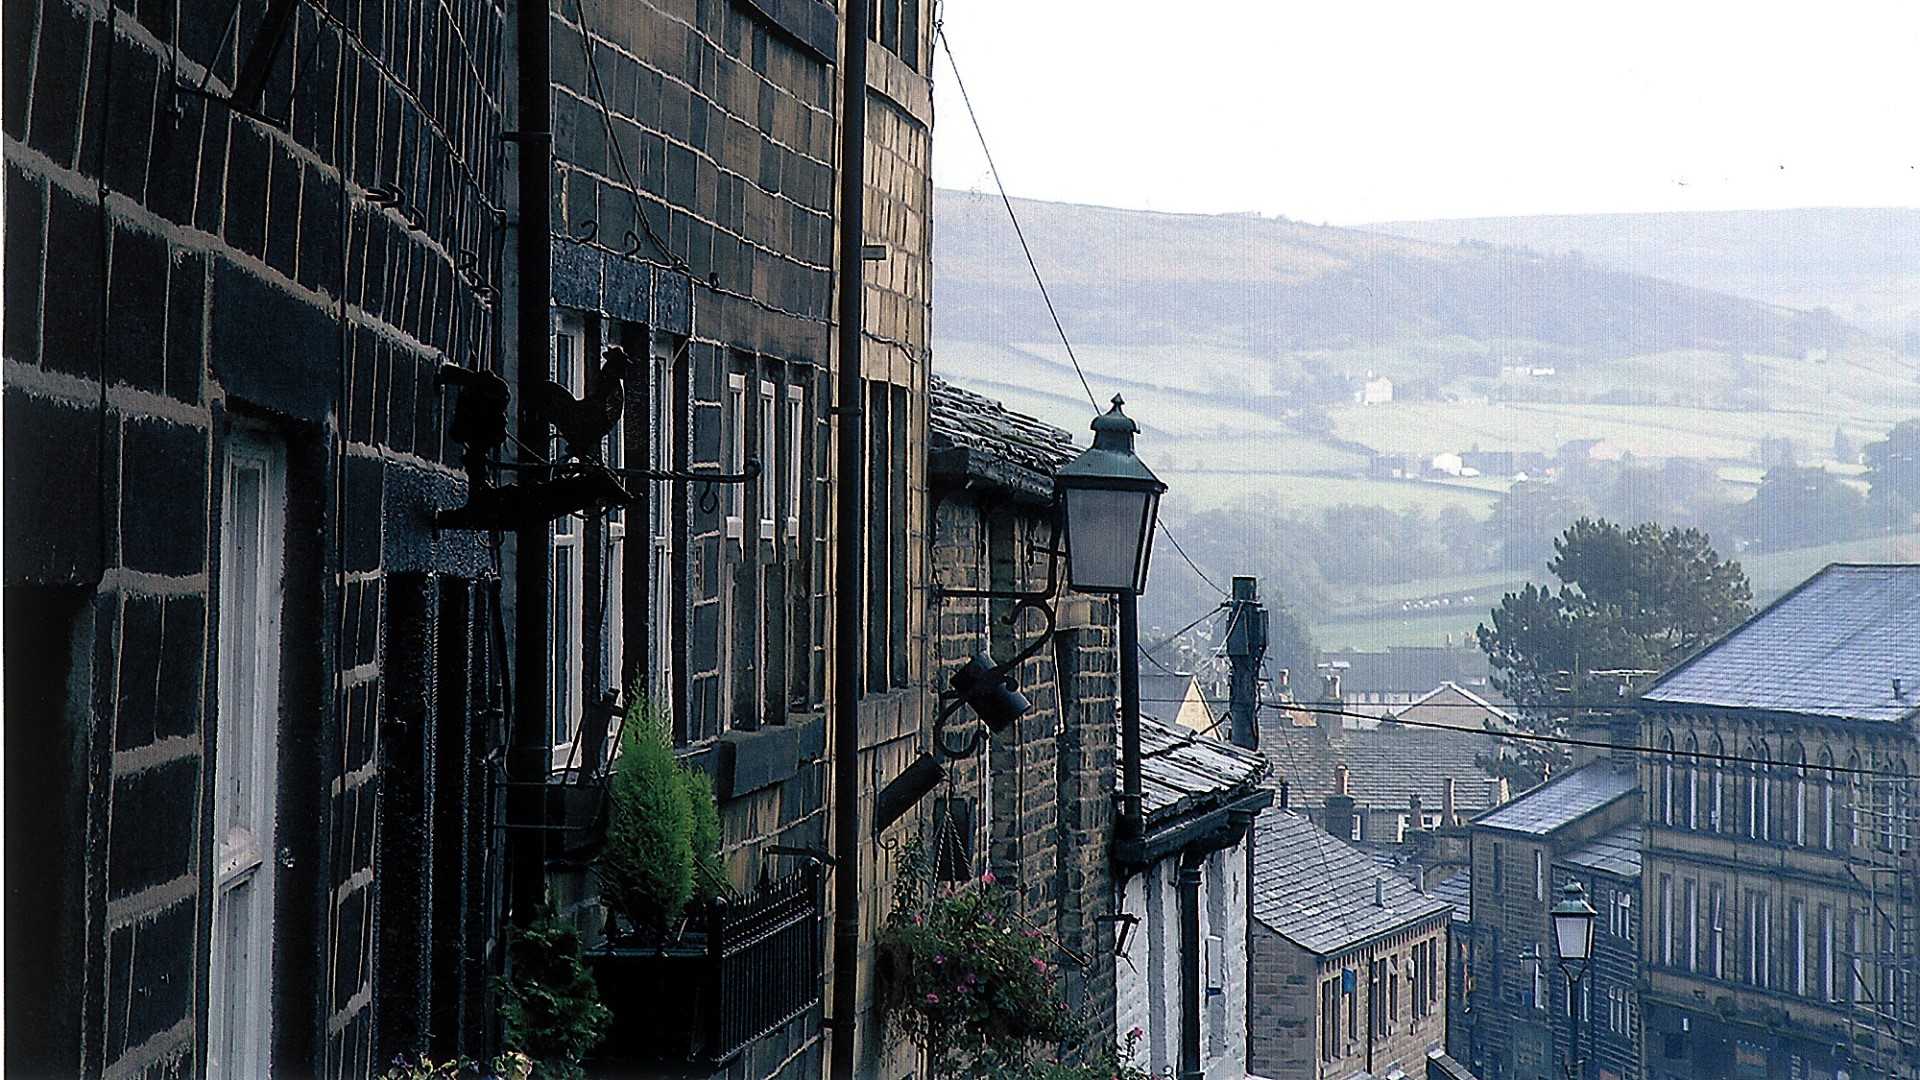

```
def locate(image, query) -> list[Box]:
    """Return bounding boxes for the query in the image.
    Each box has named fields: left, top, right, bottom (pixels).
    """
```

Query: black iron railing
left=705, top=863, right=823, bottom=1061
left=587, top=863, right=823, bottom=1067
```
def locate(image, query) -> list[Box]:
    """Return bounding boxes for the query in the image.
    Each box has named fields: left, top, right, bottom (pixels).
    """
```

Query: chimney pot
left=1335, top=764, right=1350, bottom=796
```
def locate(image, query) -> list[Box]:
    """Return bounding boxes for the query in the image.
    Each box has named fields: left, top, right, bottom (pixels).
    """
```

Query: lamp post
left=1054, top=395, right=1165, bottom=845
left=1551, top=879, right=1599, bottom=1080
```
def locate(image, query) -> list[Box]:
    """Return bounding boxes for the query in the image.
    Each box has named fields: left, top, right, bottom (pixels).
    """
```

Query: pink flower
left=981, top=871, right=996, bottom=885
left=1033, top=957, right=1047, bottom=970
left=926, top=992, right=940, bottom=1004
left=934, top=954, right=945, bottom=965
left=1128, top=1026, right=1144, bottom=1041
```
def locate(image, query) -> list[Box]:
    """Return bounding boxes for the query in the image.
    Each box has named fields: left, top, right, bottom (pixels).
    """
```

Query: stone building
left=1461, top=760, right=1640, bottom=1080
left=5, top=0, right=510, bottom=1075
left=1636, top=564, right=1920, bottom=1080
left=1249, top=809, right=1453, bottom=1080
left=922, top=374, right=1121, bottom=1060
left=1263, top=711, right=1510, bottom=845
left=1115, top=715, right=1271, bottom=1080
left=1548, top=824, right=1642, bottom=1080
left=5, top=0, right=938, bottom=1076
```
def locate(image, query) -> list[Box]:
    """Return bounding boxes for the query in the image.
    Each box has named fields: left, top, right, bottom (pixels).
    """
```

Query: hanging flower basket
left=875, top=872, right=1077, bottom=1073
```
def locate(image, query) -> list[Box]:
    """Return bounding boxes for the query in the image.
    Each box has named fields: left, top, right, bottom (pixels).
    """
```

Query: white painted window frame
left=758, top=378, right=777, bottom=539
left=209, top=431, right=286, bottom=1080
left=725, top=372, right=747, bottom=542
left=550, top=312, right=587, bottom=762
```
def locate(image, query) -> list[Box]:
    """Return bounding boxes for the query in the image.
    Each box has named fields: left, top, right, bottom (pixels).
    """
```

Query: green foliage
left=876, top=872, right=1077, bottom=1077
left=378, top=1053, right=532, bottom=1080
left=1737, top=466, right=1865, bottom=552
left=496, top=911, right=610, bottom=1080
left=680, top=764, right=725, bottom=906
left=1864, top=418, right=1920, bottom=515
left=600, top=697, right=694, bottom=937
left=598, top=694, right=726, bottom=935
left=1477, top=518, right=1751, bottom=714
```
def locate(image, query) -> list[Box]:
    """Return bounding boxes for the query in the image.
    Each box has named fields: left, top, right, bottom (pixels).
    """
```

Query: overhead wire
left=1158, top=524, right=1227, bottom=598
left=934, top=24, right=1099, bottom=415
left=1257, top=699, right=1905, bottom=779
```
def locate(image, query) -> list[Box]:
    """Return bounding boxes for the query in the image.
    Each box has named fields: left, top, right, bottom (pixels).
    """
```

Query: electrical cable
left=934, top=25, right=1099, bottom=415
left=1158, top=524, right=1227, bottom=598
left=1258, top=699, right=1904, bottom=779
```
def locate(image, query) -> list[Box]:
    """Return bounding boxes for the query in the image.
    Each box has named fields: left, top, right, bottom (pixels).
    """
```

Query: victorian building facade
left=1637, top=564, right=1920, bottom=1080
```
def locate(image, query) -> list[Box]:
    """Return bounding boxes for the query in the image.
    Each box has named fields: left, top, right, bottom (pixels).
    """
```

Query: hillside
left=935, top=190, right=1858, bottom=363
left=1363, top=207, right=1920, bottom=344
left=931, top=190, right=1920, bottom=646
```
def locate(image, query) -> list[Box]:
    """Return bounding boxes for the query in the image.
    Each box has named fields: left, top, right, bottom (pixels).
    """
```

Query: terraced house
left=4, top=0, right=940, bottom=1076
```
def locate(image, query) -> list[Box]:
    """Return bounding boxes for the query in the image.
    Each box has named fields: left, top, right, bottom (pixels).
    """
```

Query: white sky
left=930, top=1, right=1920, bottom=224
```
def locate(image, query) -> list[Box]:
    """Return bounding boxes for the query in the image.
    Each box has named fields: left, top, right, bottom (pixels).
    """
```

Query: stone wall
left=4, top=0, right=507, bottom=1075
left=1115, top=841, right=1252, bottom=1080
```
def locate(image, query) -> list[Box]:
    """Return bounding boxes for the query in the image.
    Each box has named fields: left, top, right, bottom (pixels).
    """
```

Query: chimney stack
left=1443, top=777, right=1458, bottom=827
left=1324, top=764, right=1357, bottom=841
left=1611, top=713, right=1640, bottom=771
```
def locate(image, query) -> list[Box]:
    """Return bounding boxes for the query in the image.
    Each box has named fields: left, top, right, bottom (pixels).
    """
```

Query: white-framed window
left=550, top=313, right=587, bottom=758
left=1534, top=849, right=1545, bottom=902
left=758, top=379, right=777, bottom=539
left=648, top=336, right=676, bottom=702
left=1532, top=950, right=1547, bottom=1011
left=1612, top=887, right=1634, bottom=942
left=1820, top=902, right=1837, bottom=1002
left=1708, top=884, right=1726, bottom=979
left=1684, top=878, right=1699, bottom=971
left=725, top=372, right=746, bottom=541
left=784, top=383, right=803, bottom=538
left=210, top=431, right=286, bottom=1080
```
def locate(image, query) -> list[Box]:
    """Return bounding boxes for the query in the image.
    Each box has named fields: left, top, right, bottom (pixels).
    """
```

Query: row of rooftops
left=928, top=373, right=1917, bottom=968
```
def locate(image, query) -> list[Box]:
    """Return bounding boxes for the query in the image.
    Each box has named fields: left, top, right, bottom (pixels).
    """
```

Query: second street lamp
left=1054, top=395, right=1166, bottom=846
left=1551, top=879, right=1599, bottom=1080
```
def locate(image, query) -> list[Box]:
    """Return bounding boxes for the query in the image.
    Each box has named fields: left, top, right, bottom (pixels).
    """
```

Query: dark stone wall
left=3, top=0, right=508, bottom=1075
left=925, top=486, right=1121, bottom=1064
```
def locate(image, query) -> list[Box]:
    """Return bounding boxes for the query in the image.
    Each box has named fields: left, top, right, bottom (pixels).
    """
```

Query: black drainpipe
left=507, top=0, right=553, bottom=923
left=828, top=0, right=869, bottom=1074
left=1179, top=848, right=1203, bottom=1080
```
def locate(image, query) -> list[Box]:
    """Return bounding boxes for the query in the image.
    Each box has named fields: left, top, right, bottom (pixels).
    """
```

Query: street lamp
left=1551, top=879, right=1598, bottom=1080
left=1055, top=395, right=1166, bottom=844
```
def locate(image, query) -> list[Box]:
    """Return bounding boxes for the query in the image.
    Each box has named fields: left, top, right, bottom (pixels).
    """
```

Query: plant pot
left=583, top=943, right=717, bottom=1068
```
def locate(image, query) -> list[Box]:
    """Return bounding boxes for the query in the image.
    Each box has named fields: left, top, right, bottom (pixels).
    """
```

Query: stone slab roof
left=1641, top=564, right=1920, bottom=723
left=927, top=375, right=1077, bottom=501
left=1259, top=714, right=1507, bottom=817
left=1136, top=713, right=1267, bottom=824
left=1472, top=762, right=1638, bottom=836
left=1562, top=823, right=1643, bottom=880
left=1253, top=809, right=1453, bottom=956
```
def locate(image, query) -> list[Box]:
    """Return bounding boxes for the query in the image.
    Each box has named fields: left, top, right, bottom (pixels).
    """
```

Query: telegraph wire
left=935, top=25, right=1100, bottom=415
left=1157, top=524, right=1228, bottom=598
left=1252, top=699, right=1902, bottom=779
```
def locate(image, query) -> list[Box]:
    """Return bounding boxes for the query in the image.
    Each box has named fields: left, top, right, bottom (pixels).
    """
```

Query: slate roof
left=1258, top=715, right=1506, bottom=817
left=1136, top=713, right=1267, bottom=824
left=1253, top=810, right=1453, bottom=956
left=1472, top=762, right=1638, bottom=836
left=1425, top=867, right=1472, bottom=924
left=1394, top=681, right=1517, bottom=733
left=927, top=376, right=1078, bottom=501
left=1640, top=564, right=1920, bottom=723
left=1563, top=823, right=1642, bottom=880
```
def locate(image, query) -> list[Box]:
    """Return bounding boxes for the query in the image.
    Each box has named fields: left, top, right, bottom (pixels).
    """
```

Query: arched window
left=1662, top=732, right=1677, bottom=826
left=1720, top=730, right=1735, bottom=834
left=1683, top=735, right=1700, bottom=829
left=1846, top=751, right=1863, bottom=850
left=1748, top=740, right=1772, bottom=841
left=1790, top=744, right=1808, bottom=846
left=1818, top=748, right=1836, bottom=850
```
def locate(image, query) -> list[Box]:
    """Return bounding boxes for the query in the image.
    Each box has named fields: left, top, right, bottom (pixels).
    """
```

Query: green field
left=1312, top=531, right=1920, bottom=652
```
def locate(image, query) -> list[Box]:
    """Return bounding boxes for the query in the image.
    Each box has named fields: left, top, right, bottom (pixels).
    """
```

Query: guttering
left=827, top=0, right=869, bottom=1073
left=1114, top=788, right=1272, bottom=875
left=506, top=0, right=554, bottom=923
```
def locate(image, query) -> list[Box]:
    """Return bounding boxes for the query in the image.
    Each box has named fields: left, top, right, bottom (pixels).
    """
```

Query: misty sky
left=930, top=1, right=1920, bottom=225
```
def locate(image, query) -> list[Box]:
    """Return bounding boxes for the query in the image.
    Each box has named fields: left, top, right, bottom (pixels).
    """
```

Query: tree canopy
left=1863, top=418, right=1920, bottom=514
left=1477, top=518, right=1751, bottom=712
